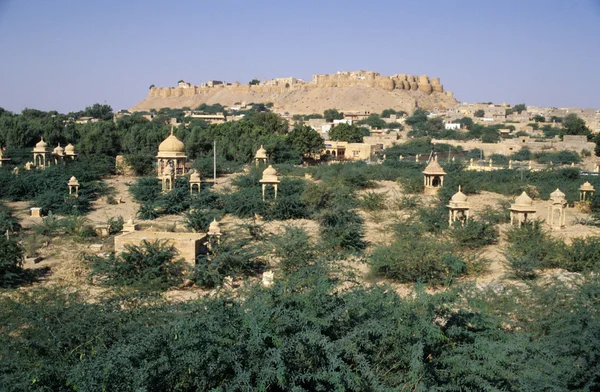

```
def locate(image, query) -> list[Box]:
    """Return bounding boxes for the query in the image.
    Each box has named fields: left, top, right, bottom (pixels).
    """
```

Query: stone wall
left=147, top=70, right=448, bottom=98
left=114, top=231, right=207, bottom=265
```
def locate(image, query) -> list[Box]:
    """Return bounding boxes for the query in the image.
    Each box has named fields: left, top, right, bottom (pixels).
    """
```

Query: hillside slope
left=131, top=85, right=458, bottom=114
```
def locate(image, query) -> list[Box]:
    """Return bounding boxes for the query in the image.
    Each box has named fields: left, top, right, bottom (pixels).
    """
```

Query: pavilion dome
left=450, top=187, right=468, bottom=203
left=514, top=191, right=533, bottom=206
left=189, top=170, right=201, bottom=182
left=422, top=157, right=446, bottom=175
left=255, top=145, right=267, bottom=160
left=53, top=144, right=64, bottom=155
left=33, top=138, right=48, bottom=152
left=158, top=128, right=186, bottom=156
left=550, top=188, right=566, bottom=203
left=208, top=218, right=221, bottom=235
left=580, top=181, right=595, bottom=192
left=64, top=143, right=76, bottom=154
left=260, top=165, right=279, bottom=182
left=68, top=176, right=79, bottom=186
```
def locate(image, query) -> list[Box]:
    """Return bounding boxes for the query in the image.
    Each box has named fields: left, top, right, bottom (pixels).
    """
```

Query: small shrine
left=207, top=218, right=222, bottom=241
left=254, top=145, right=267, bottom=166
left=157, top=127, right=187, bottom=178
left=509, top=191, right=536, bottom=227
left=33, top=138, right=50, bottom=168
left=447, top=186, right=470, bottom=227
left=64, top=143, right=77, bottom=160
left=422, top=156, right=446, bottom=195
left=579, top=181, right=595, bottom=202
left=547, top=188, right=567, bottom=230
left=67, top=176, right=79, bottom=197
left=161, top=165, right=174, bottom=192
left=259, top=165, right=280, bottom=201
left=122, top=217, right=139, bottom=233
left=189, top=170, right=201, bottom=195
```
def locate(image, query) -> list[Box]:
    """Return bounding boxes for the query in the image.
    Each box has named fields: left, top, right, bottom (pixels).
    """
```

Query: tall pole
left=213, top=140, right=216, bottom=185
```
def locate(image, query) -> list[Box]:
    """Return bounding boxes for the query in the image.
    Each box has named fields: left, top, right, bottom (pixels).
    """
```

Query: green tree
left=358, top=114, right=387, bottom=129
left=248, top=112, right=289, bottom=135
left=474, top=109, right=485, bottom=118
left=562, top=113, right=590, bottom=137
left=329, top=123, right=364, bottom=143
left=248, top=78, right=260, bottom=85
left=287, top=124, right=324, bottom=157
left=323, top=108, right=344, bottom=122
left=84, top=103, right=113, bottom=121
left=533, top=115, right=545, bottom=122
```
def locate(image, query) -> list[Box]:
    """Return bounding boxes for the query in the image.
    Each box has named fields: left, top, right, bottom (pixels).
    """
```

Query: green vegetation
left=286, top=124, right=325, bottom=157
left=562, top=113, right=591, bottom=137
left=87, top=240, right=187, bottom=291
left=323, top=108, right=344, bottom=122
left=4, top=103, right=600, bottom=391
left=328, top=123, right=367, bottom=143
left=474, top=109, right=485, bottom=117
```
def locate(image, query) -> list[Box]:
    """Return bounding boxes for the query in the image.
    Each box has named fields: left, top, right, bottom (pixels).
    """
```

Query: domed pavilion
left=259, top=165, right=280, bottom=201
left=254, top=145, right=267, bottom=166
left=447, top=186, right=470, bottom=227
left=547, top=188, right=567, bottom=230
left=579, top=181, right=595, bottom=202
left=52, top=144, right=65, bottom=165
left=423, top=155, right=446, bottom=195
left=64, top=143, right=77, bottom=160
left=509, top=191, right=536, bottom=227
left=33, top=138, right=50, bottom=168
left=157, top=127, right=187, bottom=177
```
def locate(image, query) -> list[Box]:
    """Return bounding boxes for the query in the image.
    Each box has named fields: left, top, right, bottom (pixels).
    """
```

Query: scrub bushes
left=87, top=239, right=186, bottom=291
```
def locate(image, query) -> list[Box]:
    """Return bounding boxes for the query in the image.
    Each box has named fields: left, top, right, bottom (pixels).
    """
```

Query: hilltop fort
left=131, top=70, right=458, bottom=114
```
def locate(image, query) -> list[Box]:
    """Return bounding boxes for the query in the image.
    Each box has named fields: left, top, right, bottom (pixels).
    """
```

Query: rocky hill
left=131, top=71, right=458, bottom=114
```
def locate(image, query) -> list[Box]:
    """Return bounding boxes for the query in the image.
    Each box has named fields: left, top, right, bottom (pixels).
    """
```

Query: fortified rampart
left=147, top=71, right=452, bottom=99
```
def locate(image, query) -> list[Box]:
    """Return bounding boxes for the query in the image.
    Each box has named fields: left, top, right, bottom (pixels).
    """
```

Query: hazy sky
left=1, top=0, right=599, bottom=113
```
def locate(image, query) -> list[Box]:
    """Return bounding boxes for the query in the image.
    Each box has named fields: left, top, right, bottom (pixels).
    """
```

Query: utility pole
left=213, top=140, right=216, bottom=185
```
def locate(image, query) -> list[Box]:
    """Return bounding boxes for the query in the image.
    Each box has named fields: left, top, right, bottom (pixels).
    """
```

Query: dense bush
left=0, top=155, right=114, bottom=214
left=0, top=236, right=30, bottom=288
left=192, top=237, right=261, bottom=288
left=561, top=236, right=600, bottom=273
left=450, top=218, right=499, bottom=249
left=370, top=222, right=469, bottom=285
left=504, top=221, right=561, bottom=279
left=3, top=259, right=600, bottom=390
left=534, top=150, right=581, bottom=164
left=270, top=226, right=316, bottom=273
left=124, top=154, right=154, bottom=176
left=0, top=202, right=21, bottom=233
left=318, top=204, right=366, bottom=252
left=87, top=240, right=186, bottom=290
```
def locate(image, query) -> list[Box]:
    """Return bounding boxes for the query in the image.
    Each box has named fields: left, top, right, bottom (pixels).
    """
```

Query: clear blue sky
left=1, top=0, right=599, bottom=113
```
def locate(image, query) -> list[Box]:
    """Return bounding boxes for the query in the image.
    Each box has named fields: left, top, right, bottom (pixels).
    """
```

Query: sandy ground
left=6, top=176, right=600, bottom=300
